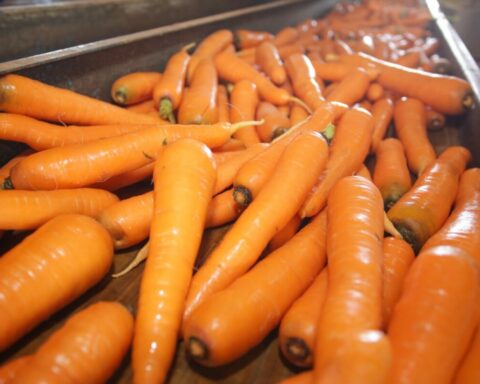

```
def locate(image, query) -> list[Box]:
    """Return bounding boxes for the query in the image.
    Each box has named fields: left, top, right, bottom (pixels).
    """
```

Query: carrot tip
left=463, top=92, right=475, bottom=111
left=390, top=221, right=419, bottom=253
left=159, top=98, right=176, bottom=123
left=182, top=42, right=196, bottom=54
left=112, top=242, right=148, bottom=278
left=2, top=176, right=13, bottom=190
left=285, top=337, right=311, bottom=363
left=188, top=337, right=209, bottom=361
left=233, top=185, right=252, bottom=207
left=229, top=120, right=264, bottom=136
left=321, top=123, right=335, bottom=143
left=113, top=87, right=128, bottom=105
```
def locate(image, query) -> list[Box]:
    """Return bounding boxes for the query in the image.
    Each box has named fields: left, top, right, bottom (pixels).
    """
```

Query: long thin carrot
left=326, top=67, right=372, bottom=106
left=184, top=211, right=328, bottom=366
left=111, top=72, right=162, bottom=105
left=0, top=74, right=160, bottom=125
left=230, top=80, right=260, bottom=146
left=279, top=268, right=328, bottom=368
left=183, top=130, right=329, bottom=324
left=133, top=139, right=216, bottom=384
left=12, top=302, right=133, bottom=384
left=235, top=29, right=273, bottom=49
left=387, top=146, right=471, bottom=253
left=370, top=97, right=394, bottom=153
left=268, top=213, right=302, bottom=251
left=0, top=214, right=113, bottom=351
left=216, top=84, right=230, bottom=123
left=455, top=324, right=480, bottom=384
left=256, top=41, right=287, bottom=85
left=300, top=107, right=374, bottom=218
left=256, top=101, right=290, bottom=142
left=0, top=355, right=29, bottom=383
left=388, top=246, right=480, bottom=384
left=178, top=59, right=218, bottom=124
left=373, top=138, right=412, bottom=210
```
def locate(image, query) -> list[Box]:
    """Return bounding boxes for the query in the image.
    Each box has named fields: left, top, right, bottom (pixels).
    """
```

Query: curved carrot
left=387, top=146, right=471, bottom=253
left=188, top=29, right=233, bottom=83
left=256, top=102, right=290, bottom=142
left=425, top=106, right=446, bottom=130
left=133, top=139, right=216, bottom=384
left=274, top=26, right=299, bottom=46
left=382, top=237, right=415, bottom=328
left=366, top=82, right=384, bottom=101
left=326, top=67, right=372, bottom=106
left=268, top=213, right=302, bottom=251
left=301, top=107, right=374, bottom=218
left=111, top=72, right=162, bottom=105
left=388, top=246, right=480, bottom=384
left=0, top=214, right=113, bottom=351
left=153, top=47, right=190, bottom=123
left=0, top=74, right=159, bottom=125
left=373, top=138, right=412, bottom=210
left=178, top=59, right=218, bottom=124
left=256, top=41, right=287, bottom=85
left=370, top=97, right=394, bottom=153
left=184, top=211, right=328, bottom=366
left=279, top=268, right=328, bottom=368
left=13, top=302, right=133, bottom=384
left=235, top=29, right=273, bottom=49
left=216, top=84, right=230, bottom=123
left=455, top=324, right=480, bottom=384
left=230, top=80, right=260, bottom=146
left=183, top=130, right=329, bottom=324
left=0, top=355, right=30, bottom=383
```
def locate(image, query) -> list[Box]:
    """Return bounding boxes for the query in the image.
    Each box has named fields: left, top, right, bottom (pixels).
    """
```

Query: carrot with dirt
left=256, top=41, right=287, bottom=85
left=12, top=302, right=133, bottom=384
left=394, top=97, right=436, bottom=175
left=326, top=67, right=373, bottom=106
left=300, top=107, right=374, bottom=218
left=184, top=211, right=328, bottom=366
left=235, top=29, right=273, bottom=49
left=230, top=80, right=260, bottom=146
left=373, top=138, right=412, bottom=210
left=387, top=146, right=471, bottom=253
left=183, top=130, right=329, bottom=324
left=268, top=214, right=302, bottom=251
left=178, top=59, right=218, bottom=124
left=388, top=246, right=480, bottom=384
left=256, top=102, right=290, bottom=142
left=370, top=97, right=394, bottom=153
left=455, top=324, right=480, bottom=384
left=0, top=214, right=113, bottom=351
left=133, top=139, right=216, bottom=384
left=279, top=268, right=328, bottom=368
left=216, top=84, right=230, bottom=123
left=111, top=71, right=162, bottom=105
left=0, top=74, right=160, bottom=125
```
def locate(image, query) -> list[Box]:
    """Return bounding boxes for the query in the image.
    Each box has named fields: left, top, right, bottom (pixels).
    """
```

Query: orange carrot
left=205, top=188, right=244, bottom=228
left=274, top=26, right=300, bottom=46
left=126, top=99, right=156, bottom=114
left=0, top=74, right=159, bottom=125
left=290, top=103, right=309, bottom=126
left=184, top=130, right=329, bottom=324
left=388, top=246, right=480, bottom=384
left=268, top=213, right=302, bottom=251
left=425, top=106, right=446, bottom=130
left=213, top=138, right=245, bottom=152
left=278, top=43, right=305, bottom=60
left=13, top=302, right=133, bottom=384
left=133, top=139, right=216, bottom=384
left=455, top=324, right=480, bottom=384
left=301, top=107, right=374, bottom=218
left=279, top=268, right=328, bottom=368
left=382, top=237, right=415, bottom=328
left=373, top=138, right=412, bottom=210
left=366, top=82, right=384, bottom=101
left=91, top=162, right=154, bottom=191
left=184, top=211, right=328, bottom=366
left=326, top=67, right=372, bottom=106
left=0, top=214, right=113, bottom=351
left=235, top=29, right=273, bottom=49
left=393, top=51, right=421, bottom=68
left=178, top=59, right=218, bottom=124
left=111, top=72, right=162, bottom=105
left=216, top=84, right=230, bottom=123
left=356, top=100, right=372, bottom=112
left=370, top=97, right=394, bottom=153
left=256, top=102, right=290, bottom=142
left=279, top=371, right=312, bottom=384
left=0, top=150, right=32, bottom=187
left=310, top=61, right=358, bottom=82
left=256, top=41, right=287, bottom=85
left=387, top=146, right=471, bottom=253
left=0, top=355, right=30, bottom=383
left=230, top=80, right=260, bottom=146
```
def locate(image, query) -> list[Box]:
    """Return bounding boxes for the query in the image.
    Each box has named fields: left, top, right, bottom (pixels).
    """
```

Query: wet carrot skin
left=455, top=323, right=480, bottom=384
left=0, top=355, right=30, bottom=383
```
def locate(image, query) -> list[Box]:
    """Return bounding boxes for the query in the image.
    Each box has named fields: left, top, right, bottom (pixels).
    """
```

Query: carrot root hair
left=228, top=119, right=264, bottom=136
left=182, top=42, right=196, bottom=53
left=159, top=97, right=176, bottom=123
left=112, top=242, right=148, bottom=278
left=285, top=337, right=311, bottom=363
left=232, top=185, right=253, bottom=207
left=289, top=97, right=313, bottom=114
left=188, top=337, right=209, bottom=361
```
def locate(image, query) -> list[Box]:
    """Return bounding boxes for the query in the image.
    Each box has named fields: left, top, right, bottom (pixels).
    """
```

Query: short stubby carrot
left=455, top=324, right=480, bottom=384
left=326, top=67, right=372, bottom=106
left=13, top=302, right=133, bottom=384
left=0, top=214, right=113, bottom=351
left=111, top=71, right=162, bottom=105
left=370, top=97, right=394, bottom=153
left=256, top=41, right=287, bottom=85
left=133, top=139, right=216, bottom=384
left=387, top=146, right=471, bottom=253
left=184, top=211, right=328, bottom=367
left=394, top=97, right=436, bottom=175
left=388, top=245, right=480, bottom=384
left=255, top=102, right=290, bottom=142
left=183, top=130, right=329, bottom=324
left=235, top=29, right=273, bottom=49
left=373, top=138, right=412, bottom=210
left=230, top=80, right=260, bottom=146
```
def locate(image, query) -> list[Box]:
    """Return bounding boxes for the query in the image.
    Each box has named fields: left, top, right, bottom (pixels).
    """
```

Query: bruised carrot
left=235, top=29, right=273, bottom=49
left=370, top=97, right=394, bottom=153
left=0, top=74, right=159, bottom=125
left=13, top=302, right=133, bottom=384
left=0, top=355, right=29, bottom=383
left=0, top=214, right=113, bottom=351
left=91, top=162, right=154, bottom=191
left=388, top=146, right=471, bottom=253
left=326, top=67, right=372, bottom=106
left=256, top=41, right=287, bottom=85
left=268, top=214, right=302, bottom=251
left=111, top=72, right=162, bottom=105
left=184, top=130, right=329, bottom=324
left=388, top=246, right=480, bottom=384
left=425, top=106, right=446, bottom=130
left=274, top=26, right=299, bottom=46
left=185, top=211, right=328, bottom=366
left=216, top=85, right=230, bottom=123
left=230, top=80, right=260, bottom=146
left=127, top=99, right=156, bottom=114
left=366, top=82, right=384, bottom=101
left=256, top=102, right=290, bottom=142
left=373, top=138, right=412, bottom=210
left=279, top=268, right=328, bottom=368
left=455, top=324, right=480, bottom=384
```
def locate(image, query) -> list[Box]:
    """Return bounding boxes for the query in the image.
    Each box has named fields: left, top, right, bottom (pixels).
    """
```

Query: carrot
left=126, top=99, right=156, bottom=114
left=0, top=214, right=113, bottom=351
left=0, top=74, right=160, bottom=125
left=278, top=43, right=305, bottom=60
left=278, top=371, right=313, bottom=384
left=388, top=246, right=480, bottom=384
left=0, top=355, right=30, bottom=383
left=387, top=146, right=471, bottom=253
left=0, top=150, right=32, bottom=187
left=183, top=130, right=329, bottom=324
left=216, top=84, right=230, bottom=123
left=256, top=41, right=287, bottom=85
left=393, top=51, right=421, bottom=68
left=326, top=67, right=372, bottom=106
left=111, top=71, right=162, bottom=105
left=0, top=188, right=118, bottom=230
left=133, top=139, right=216, bottom=384
left=339, top=52, right=473, bottom=114
left=237, top=47, right=257, bottom=65
left=230, top=80, right=260, bottom=146
left=314, top=176, right=385, bottom=383
left=356, top=100, right=372, bottom=112
left=153, top=47, right=191, bottom=123
left=91, top=162, right=154, bottom=191
left=13, top=302, right=133, bottom=384
left=178, top=59, right=218, bottom=124
left=256, top=102, right=290, bottom=142
left=425, top=106, right=446, bottom=130
left=310, top=61, right=358, bottom=82
left=290, top=103, right=309, bottom=126
left=382, top=237, right=415, bottom=328
left=455, top=324, right=480, bottom=384
left=268, top=213, right=302, bottom=251
left=300, top=107, right=374, bottom=218
left=205, top=187, right=244, bottom=227
left=373, top=138, right=412, bottom=210
left=274, top=26, right=300, bottom=46
left=366, top=82, right=384, bottom=101
left=279, top=268, right=328, bottom=368
left=188, top=29, right=233, bottom=83
left=235, top=29, right=273, bottom=49
left=184, top=211, right=328, bottom=366
left=213, top=138, right=245, bottom=152
left=370, top=97, right=394, bottom=153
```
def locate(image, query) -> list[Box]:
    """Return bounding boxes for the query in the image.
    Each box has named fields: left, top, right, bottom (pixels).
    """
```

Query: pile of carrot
left=0, top=0, right=479, bottom=382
